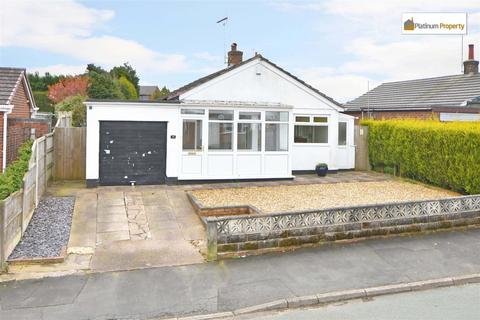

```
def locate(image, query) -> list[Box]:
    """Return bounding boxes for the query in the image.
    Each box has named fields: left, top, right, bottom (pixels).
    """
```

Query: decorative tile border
left=207, top=196, right=480, bottom=236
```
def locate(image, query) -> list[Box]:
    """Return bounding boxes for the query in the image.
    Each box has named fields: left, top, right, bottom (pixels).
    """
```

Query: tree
left=28, top=72, right=62, bottom=91
left=47, top=75, right=88, bottom=103
left=55, top=95, right=86, bottom=127
left=87, top=71, right=124, bottom=99
left=151, top=86, right=170, bottom=100
left=117, top=76, right=138, bottom=100
left=110, top=63, right=139, bottom=94
left=33, top=91, right=54, bottom=112
left=86, top=63, right=107, bottom=74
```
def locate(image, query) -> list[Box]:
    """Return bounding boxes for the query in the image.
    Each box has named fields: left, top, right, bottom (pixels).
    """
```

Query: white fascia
left=1, top=105, right=14, bottom=172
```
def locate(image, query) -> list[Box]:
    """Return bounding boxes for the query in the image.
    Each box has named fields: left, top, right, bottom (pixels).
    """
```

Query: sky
left=1, top=0, right=480, bottom=102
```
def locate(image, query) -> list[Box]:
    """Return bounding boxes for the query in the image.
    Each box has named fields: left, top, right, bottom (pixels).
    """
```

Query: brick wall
left=6, top=118, right=50, bottom=165
left=9, top=79, right=32, bottom=119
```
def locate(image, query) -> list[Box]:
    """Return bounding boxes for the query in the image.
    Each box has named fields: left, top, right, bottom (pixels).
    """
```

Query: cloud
left=272, top=0, right=480, bottom=102
left=296, top=67, right=374, bottom=103
left=193, top=52, right=223, bottom=63
left=1, top=0, right=188, bottom=74
left=30, top=64, right=87, bottom=76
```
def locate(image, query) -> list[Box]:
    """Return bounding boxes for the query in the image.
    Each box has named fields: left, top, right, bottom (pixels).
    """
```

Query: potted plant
left=315, top=163, right=328, bottom=176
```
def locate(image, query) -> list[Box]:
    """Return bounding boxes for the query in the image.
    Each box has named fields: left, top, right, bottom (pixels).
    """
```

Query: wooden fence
left=0, top=133, right=54, bottom=267
left=54, top=127, right=86, bottom=180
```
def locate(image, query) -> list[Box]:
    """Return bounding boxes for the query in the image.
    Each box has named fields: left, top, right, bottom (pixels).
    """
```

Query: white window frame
left=293, top=114, right=329, bottom=145
left=207, top=109, right=234, bottom=151
left=237, top=111, right=262, bottom=152
left=265, top=111, right=289, bottom=152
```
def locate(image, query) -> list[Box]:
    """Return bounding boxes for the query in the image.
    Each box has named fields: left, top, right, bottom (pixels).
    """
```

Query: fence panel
left=54, top=127, right=86, bottom=180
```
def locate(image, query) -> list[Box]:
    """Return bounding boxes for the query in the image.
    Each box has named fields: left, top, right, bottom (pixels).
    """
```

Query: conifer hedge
left=361, top=120, right=480, bottom=194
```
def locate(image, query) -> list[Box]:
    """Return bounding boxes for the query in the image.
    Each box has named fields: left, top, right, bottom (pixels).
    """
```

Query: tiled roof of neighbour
left=166, top=54, right=343, bottom=109
left=0, top=67, right=25, bottom=105
left=139, top=85, right=159, bottom=96
left=344, top=73, right=480, bottom=111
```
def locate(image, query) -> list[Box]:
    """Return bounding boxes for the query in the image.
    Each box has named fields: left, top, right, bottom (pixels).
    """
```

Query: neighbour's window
left=208, top=110, right=234, bottom=150
left=237, top=123, right=261, bottom=151
left=265, top=111, right=289, bottom=151
left=181, top=109, right=205, bottom=115
left=338, top=122, right=347, bottom=146
left=294, top=115, right=329, bottom=144
left=209, top=110, right=233, bottom=120
left=182, top=119, right=202, bottom=150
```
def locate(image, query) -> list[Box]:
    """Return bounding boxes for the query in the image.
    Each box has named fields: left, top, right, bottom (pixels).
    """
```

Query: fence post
left=35, top=141, right=39, bottom=207
left=206, top=219, right=218, bottom=261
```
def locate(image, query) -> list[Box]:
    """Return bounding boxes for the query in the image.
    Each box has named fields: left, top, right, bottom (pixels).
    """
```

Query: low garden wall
left=204, top=195, right=480, bottom=260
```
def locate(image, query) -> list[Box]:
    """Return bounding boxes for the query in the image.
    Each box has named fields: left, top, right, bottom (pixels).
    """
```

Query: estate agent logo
left=402, top=13, right=467, bottom=35
left=404, top=18, right=415, bottom=31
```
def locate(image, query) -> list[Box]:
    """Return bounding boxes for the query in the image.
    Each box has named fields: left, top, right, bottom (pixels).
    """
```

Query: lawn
left=190, top=180, right=459, bottom=213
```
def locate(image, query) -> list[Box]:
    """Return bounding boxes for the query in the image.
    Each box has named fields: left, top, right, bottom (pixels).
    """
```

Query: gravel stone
left=9, top=196, right=75, bottom=260
left=191, top=180, right=458, bottom=213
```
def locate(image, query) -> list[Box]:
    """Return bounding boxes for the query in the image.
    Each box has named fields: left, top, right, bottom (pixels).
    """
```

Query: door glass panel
left=182, top=119, right=202, bottom=150
left=338, top=122, right=347, bottom=145
left=265, top=123, right=288, bottom=151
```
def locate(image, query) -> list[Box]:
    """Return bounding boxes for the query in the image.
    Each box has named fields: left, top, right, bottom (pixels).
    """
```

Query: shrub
left=116, top=76, right=138, bottom=100
left=361, top=119, right=480, bottom=194
left=0, top=140, right=33, bottom=200
left=55, top=95, right=86, bottom=127
left=47, top=75, right=88, bottom=103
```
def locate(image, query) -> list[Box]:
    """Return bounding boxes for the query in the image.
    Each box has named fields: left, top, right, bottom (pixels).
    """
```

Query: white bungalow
left=85, top=44, right=355, bottom=186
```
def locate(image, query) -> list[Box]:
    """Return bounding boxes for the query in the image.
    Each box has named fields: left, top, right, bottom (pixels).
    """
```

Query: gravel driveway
left=9, top=197, right=75, bottom=260
left=190, top=180, right=459, bottom=213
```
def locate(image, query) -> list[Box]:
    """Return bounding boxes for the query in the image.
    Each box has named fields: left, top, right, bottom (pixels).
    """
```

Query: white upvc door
left=180, top=115, right=206, bottom=177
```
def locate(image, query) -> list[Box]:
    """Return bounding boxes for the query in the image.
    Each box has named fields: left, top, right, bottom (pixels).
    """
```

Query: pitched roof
left=0, top=67, right=25, bottom=105
left=166, top=54, right=343, bottom=108
left=345, top=73, right=480, bottom=111
left=139, top=85, right=159, bottom=96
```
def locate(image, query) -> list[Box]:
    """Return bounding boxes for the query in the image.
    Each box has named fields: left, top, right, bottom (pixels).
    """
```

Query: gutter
left=0, top=105, right=14, bottom=172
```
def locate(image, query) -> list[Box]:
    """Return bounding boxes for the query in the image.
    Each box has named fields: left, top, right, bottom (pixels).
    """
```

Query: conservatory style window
left=208, top=110, right=234, bottom=150
left=294, top=115, right=328, bottom=144
left=237, top=112, right=261, bottom=151
left=265, top=111, right=288, bottom=151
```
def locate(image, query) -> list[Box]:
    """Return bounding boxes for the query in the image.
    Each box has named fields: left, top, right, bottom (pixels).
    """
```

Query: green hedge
left=0, top=140, right=33, bottom=200
left=361, top=120, right=480, bottom=194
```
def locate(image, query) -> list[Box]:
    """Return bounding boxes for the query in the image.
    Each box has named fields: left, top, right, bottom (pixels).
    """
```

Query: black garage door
left=99, top=121, right=167, bottom=185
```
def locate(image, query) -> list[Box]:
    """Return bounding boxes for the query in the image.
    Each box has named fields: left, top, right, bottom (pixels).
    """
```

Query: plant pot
left=315, top=166, right=328, bottom=176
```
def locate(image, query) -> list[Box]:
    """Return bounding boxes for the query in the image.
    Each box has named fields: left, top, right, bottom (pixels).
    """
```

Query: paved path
left=1, top=229, right=479, bottom=320
left=237, top=283, right=480, bottom=320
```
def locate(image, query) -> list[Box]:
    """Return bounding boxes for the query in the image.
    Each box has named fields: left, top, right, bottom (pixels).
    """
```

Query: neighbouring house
left=0, top=67, right=51, bottom=172
left=344, top=44, right=480, bottom=122
left=85, top=43, right=355, bottom=186
left=139, top=85, right=160, bottom=100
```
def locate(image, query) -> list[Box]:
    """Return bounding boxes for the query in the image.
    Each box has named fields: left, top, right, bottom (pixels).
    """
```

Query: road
left=1, top=229, right=480, bottom=320
left=238, top=283, right=480, bottom=320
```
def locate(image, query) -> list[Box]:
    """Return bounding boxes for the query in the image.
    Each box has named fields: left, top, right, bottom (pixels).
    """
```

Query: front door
left=181, top=118, right=204, bottom=177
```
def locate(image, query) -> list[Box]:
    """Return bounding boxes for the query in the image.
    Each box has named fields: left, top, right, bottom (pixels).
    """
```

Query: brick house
left=344, top=44, right=480, bottom=123
left=0, top=67, right=51, bottom=171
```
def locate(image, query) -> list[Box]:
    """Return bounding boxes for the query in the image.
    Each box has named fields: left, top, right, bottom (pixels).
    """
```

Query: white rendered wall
left=85, top=102, right=180, bottom=181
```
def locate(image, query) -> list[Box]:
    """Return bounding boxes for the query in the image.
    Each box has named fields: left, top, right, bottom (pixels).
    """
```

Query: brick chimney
left=463, top=44, right=479, bottom=74
left=228, top=43, right=243, bottom=67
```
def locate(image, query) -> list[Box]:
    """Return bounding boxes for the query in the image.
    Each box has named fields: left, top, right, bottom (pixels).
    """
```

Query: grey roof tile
left=0, top=67, right=24, bottom=105
left=345, top=73, right=480, bottom=111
